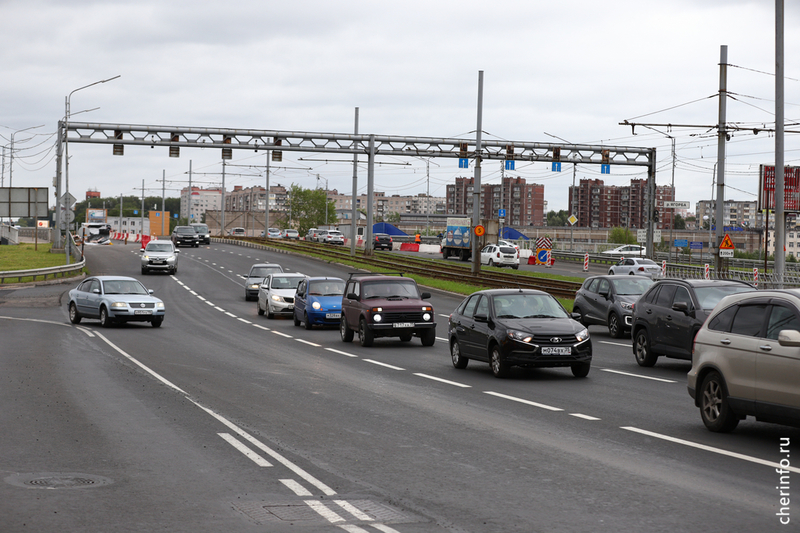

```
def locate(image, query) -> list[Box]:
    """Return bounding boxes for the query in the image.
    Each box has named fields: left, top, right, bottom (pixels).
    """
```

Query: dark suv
left=631, top=279, right=756, bottom=367
left=340, top=273, right=436, bottom=347
left=172, top=226, right=200, bottom=247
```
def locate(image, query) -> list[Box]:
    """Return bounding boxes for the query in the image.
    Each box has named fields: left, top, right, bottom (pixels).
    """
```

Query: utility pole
left=471, top=71, right=484, bottom=276
left=775, top=0, right=786, bottom=286
left=161, top=170, right=166, bottom=237
left=350, top=107, right=359, bottom=256
left=714, top=45, right=728, bottom=272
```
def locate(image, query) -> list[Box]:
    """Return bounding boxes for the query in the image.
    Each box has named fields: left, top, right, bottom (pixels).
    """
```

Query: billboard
left=87, top=208, right=106, bottom=222
left=759, top=164, right=800, bottom=211
left=0, top=187, right=49, bottom=217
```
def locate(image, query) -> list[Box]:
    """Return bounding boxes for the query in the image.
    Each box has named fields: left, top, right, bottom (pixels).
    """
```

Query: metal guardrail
left=0, top=257, right=86, bottom=284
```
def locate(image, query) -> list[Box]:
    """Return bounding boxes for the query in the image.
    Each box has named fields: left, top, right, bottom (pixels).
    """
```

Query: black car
left=171, top=226, right=200, bottom=247
left=372, top=233, right=393, bottom=250
left=630, top=279, right=757, bottom=367
left=448, top=289, right=591, bottom=378
left=573, top=275, right=654, bottom=338
left=340, top=273, right=436, bottom=346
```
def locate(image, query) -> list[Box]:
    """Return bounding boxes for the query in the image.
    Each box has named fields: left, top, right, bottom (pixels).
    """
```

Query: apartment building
left=568, top=178, right=674, bottom=229
left=180, top=187, right=223, bottom=222
left=445, top=177, right=545, bottom=226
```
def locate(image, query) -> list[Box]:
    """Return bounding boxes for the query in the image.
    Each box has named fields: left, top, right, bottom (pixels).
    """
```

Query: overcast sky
left=1, top=0, right=798, bottom=217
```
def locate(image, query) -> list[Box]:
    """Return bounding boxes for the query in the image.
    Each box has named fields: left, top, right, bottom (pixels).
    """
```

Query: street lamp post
left=63, top=75, right=120, bottom=264
left=7, top=124, right=44, bottom=188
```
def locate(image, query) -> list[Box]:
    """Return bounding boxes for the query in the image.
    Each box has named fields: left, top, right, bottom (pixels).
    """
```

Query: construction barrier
left=399, top=243, right=420, bottom=252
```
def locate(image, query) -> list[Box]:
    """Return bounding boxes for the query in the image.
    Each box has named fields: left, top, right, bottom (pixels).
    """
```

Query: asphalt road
left=1, top=242, right=798, bottom=533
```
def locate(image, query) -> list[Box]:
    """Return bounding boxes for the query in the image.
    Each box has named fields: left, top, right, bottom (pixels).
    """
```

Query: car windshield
left=146, top=243, right=173, bottom=252
left=177, top=228, right=194, bottom=234
left=328, top=231, right=342, bottom=236
left=610, top=277, right=654, bottom=295
left=491, top=294, right=568, bottom=319
left=270, top=276, right=304, bottom=289
left=102, top=280, right=148, bottom=295
left=498, top=246, right=516, bottom=254
left=250, top=266, right=281, bottom=277
left=694, top=285, right=757, bottom=309
left=362, top=280, right=420, bottom=299
left=193, top=225, right=208, bottom=233
left=308, top=280, right=345, bottom=296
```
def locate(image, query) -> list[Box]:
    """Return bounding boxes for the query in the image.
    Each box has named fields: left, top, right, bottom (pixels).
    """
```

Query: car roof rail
left=347, top=272, right=405, bottom=279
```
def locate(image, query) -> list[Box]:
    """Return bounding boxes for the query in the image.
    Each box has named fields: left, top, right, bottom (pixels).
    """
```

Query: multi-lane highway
left=1, top=242, right=797, bottom=532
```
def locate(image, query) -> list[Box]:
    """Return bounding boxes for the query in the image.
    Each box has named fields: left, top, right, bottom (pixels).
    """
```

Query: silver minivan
left=688, top=289, right=800, bottom=432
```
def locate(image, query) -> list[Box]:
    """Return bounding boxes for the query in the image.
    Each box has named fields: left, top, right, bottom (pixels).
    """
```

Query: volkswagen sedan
left=68, top=276, right=165, bottom=328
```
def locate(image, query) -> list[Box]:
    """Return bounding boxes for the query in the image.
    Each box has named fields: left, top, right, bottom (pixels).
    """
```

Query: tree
left=287, top=185, right=336, bottom=235
left=546, top=210, right=569, bottom=227
left=673, top=214, right=686, bottom=230
left=608, top=226, right=636, bottom=245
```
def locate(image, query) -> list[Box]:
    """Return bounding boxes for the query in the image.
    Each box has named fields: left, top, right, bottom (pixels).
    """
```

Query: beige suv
left=688, top=289, right=800, bottom=432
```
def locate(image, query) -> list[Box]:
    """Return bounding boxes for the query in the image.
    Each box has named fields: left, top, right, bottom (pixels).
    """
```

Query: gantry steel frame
left=55, top=121, right=657, bottom=257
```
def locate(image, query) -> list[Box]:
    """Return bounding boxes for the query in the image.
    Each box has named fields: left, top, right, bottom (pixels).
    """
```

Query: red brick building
left=446, top=177, right=545, bottom=226
left=568, top=178, right=675, bottom=229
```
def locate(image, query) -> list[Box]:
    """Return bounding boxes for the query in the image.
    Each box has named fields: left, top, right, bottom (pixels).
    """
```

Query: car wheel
left=151, top=317, right=163, bottom=328
left=399, top=333, right=412, bottom=342
left=490, top=344, right=509, bottom=378
left=608, top=269, right=615, bottom=275
left=340, top=317, right=354, bottom=342
left=571, top=362, right=591, bottom=378
left=512, top=265, right=519, bottom=270
left=700, top=371, right=740, bottom=432
left=172, top=266, right=177, bottom=275
left=488, top=259, right=494, bottom=267
left=451, top=339, right=468, bottom=369
left=68, top=302, right=82, bottom=324
left=420, top=329, right=435, bottom=346
left=99, top=306, right=113, bottom=328
left=358, top=318, right=374, bottom=347
left=304, top=312, right=313, bottom=330
left=628, top=271, right=635, bottom=275
left=141, top=267, right=148, bottom=275
left=267, top=306, right=274, bottom=319
left=608, top=313, right=623, bottom=338
left=293, top=311, right=301, bottom=327
left=634, top=329, right=658, bottom=367
left=257, top=300, right=264, bottom=316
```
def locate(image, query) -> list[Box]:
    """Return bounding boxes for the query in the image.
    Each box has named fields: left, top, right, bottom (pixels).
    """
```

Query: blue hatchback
left=293, top=277, right=346, bottom=329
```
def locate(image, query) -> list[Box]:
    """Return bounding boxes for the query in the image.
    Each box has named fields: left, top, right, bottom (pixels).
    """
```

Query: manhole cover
left=4, top=472, right=113, bottom=489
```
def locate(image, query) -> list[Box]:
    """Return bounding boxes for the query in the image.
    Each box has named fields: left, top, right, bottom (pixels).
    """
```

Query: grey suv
left=573, top=275, right=653, bottom=338
left=688, top=289, right=800, bottom=432
left=140, top=240, right=179, bottom=275
left=631, top=279, right=756, bottom=366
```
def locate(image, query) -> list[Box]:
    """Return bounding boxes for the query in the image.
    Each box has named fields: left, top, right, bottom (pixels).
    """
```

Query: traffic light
left=654, top=210, right=660, bottom=223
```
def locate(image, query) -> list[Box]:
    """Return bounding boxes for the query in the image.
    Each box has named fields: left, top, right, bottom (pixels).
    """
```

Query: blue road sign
left=505, top=160, right=515, bottom=171
left=174, top=214, right=178, bottom=218
left=601, top=164, right=610, bottom=174
left=459, top=158, right=469, bottom=169
left=498, top=209, right=506, bottom=218
left=537, top=249, right=549, bottom=263
left=552, top=162, right=561, bottom=172
left=674, top=239, right=689, bottom=247
left=689, top=241, right=703, bottom=250
left=133, top=210, right=138, bottom=215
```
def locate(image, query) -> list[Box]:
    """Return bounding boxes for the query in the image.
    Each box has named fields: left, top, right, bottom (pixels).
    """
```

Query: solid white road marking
left=272, top=331, right=292, bottom=338
left=622, top=426, right=800, bottom=474
left=483, top=391, right=563, bottom=411
left=600, top=340, right=631, bottom=347
left=76, top=326, right=95, bottom=337
left=436, top=337, right=448, bottom=342
left=280, top=479, right=312, bottom=496
left=225, top=312, right=237, bottom=318
left=217, top=433, right=272, bottom=467
left=252, top=324, right=270, bottom=331
left=370, top=524, right=402, bottom=533
left=601, top=368, right=676, bottom=383
left=237, top=318, right=252, bottom=324
left=414, top=373, right=471, bottom=388
left=335, top=500, right=372, bottom=521
left=363, top=359, right=404, bottom=371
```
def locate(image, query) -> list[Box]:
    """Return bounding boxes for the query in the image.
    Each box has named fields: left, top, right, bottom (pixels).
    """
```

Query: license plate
left=393, top=322, right=415, bottom=328
left=134, top=310, right=152, bottom=315
left=326, top=313, right=341, bottom=319
left=541, top=347, right=571, bottom=355
left=153, top=260, right=165, bottom=264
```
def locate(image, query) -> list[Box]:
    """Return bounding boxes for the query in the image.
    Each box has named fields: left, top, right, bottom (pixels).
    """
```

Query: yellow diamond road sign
left=568, top=214, right=578, bottom=226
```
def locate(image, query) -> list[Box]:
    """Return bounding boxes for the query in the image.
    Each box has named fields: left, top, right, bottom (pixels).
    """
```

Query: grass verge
left=0, top=243, right=86, bottom=284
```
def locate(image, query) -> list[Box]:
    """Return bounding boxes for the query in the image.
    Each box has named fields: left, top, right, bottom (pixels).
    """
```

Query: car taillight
left=496, top=252, right=501, bottom=258
left=389, top=237, right=392, bottom=242
left=517, top=251, right=520, bottom=258
left=638, top=266, right=645, bottom=271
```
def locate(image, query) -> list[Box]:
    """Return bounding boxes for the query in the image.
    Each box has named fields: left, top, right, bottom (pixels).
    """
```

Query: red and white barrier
left=661, top=260, right=666, bottom=277
left=753, top=267, right=758, bottom=288
left=583, top=253, right=589, bottom=272
left=704, top=264, right=710, bottom=280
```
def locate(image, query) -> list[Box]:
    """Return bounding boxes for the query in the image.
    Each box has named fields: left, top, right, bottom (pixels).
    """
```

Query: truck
left=441, top=217, right=473, bottom=261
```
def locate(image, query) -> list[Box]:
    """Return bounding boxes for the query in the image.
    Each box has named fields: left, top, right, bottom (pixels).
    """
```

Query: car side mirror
left=421, top=292, right=431, bottom=300
left=139, top=248, right=144, bottom=253
left=473, top=313, right=489, bottom=323
left=346, top=293, right=359, bottom=301
left=175, top=249, right=180, bottom=254
left=672, top=301, right=689, bottom=314
left=599, top=289, right=609, bottom=298
left=778, top=329, right=800, bottom=347
left=571, top=312, right=582, bottom=321
left=148, top=289, right=154, bottom=295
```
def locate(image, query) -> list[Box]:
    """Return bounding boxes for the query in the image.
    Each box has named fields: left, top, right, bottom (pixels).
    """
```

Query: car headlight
left=156, top=302, right=165, bottom=309
left=575, top=328, right=590, bottom=342
left=422, top=312, right=431, bottom=321
left=620, top=302, right=633, bottom=310
left=249, top=283, right=260, bottom=289
left=507, top=329, right=533, bottom=343
left=271, top=294, right=282, bottom=302
left=373, top=314, right=382, bottom=322
left=312, top=301, right=321, bottom=310
left=143, top=255, right=150, bottom=260
left=110, top=302, right=127, bottom=309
